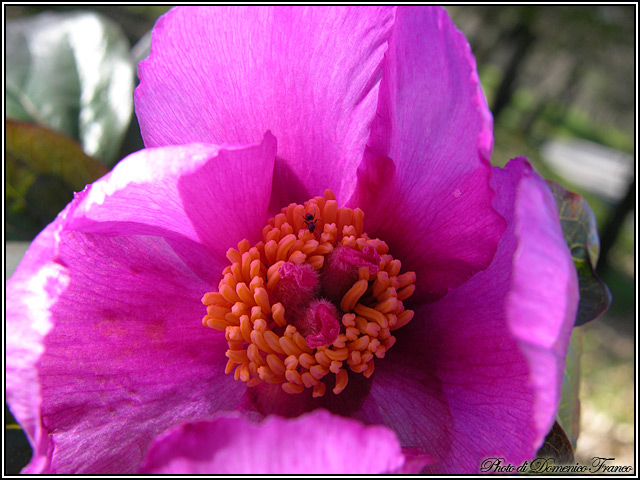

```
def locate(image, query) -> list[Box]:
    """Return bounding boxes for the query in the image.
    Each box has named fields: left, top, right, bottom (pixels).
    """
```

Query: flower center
left=202, top=189, right=416, bottom=397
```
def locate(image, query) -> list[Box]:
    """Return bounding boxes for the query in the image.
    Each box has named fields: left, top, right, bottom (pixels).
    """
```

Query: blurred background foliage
left=4, top=5, right=636, bottom=474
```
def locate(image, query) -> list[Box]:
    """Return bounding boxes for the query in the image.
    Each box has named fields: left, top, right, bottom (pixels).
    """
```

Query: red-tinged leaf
left=7, top=119, right=108, bottom=240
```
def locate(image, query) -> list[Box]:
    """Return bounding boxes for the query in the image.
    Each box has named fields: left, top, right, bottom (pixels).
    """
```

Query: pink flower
left=6, top=6, right=579, bottom=474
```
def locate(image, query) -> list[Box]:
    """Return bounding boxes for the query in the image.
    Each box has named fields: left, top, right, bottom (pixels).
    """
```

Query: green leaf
left=536, top=421, right=575, bottom=465
left=6, top=404, right=32, bottom=474
left=6, top=11, right=134, bottom=166
left=557, top=326, right=583, bottom=449
left=546, top=180, right=612, bottom=326
left=6, top=119, right=108, bottom=240
left=4, top=427, right=32, bottom=474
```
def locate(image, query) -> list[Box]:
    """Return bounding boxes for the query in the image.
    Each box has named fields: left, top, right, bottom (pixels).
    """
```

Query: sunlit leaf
left=6, top=11, right=134, bottom=165
left=536, top=421, right=575, bottom=464
left=546, top=180, right=612, bottom=326
left=557, top=326, right=583, bottom=448
left=6, top=120, right=108, bottom=240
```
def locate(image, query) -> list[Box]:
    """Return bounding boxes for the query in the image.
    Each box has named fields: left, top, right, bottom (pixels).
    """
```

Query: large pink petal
left=135, top=6, right=396, bottom=207
left=350, top=158, right=576, bottom=473
left=31, top=231, right=248, bottom=474
left=66, top=134, right=276, bottom=284
left=7, top=136, right=277, bottom=473
left=350, top=6, right=504, bottom=301
left=6, top=211, right=72, bottom=474
left=506, top=162, right=579, bottom=438
left=138, top=410, right=431, bottom=474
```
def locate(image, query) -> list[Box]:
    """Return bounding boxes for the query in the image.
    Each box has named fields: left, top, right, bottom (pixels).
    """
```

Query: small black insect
left=300, top=212, right=318, bottom=233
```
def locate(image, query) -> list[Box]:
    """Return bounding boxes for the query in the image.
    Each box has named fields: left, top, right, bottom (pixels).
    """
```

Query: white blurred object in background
left=541, top=138, right=634, bottom=203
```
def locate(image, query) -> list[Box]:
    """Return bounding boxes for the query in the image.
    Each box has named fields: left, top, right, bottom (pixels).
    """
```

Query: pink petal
left=506, top=161, right=579, bottom=440
left=350, top=6, right=504, bottom=301
left=27, top=231, right=247, bottom=474
left=66, top=134, right=276, bottom=284
left=348, top=158, right=576, bottom=473
left=135, top=6, right=396, bottom=207
left=138, top=410, right=431, bottom=474
left=6, top=212, right=72, bottom=473
left=7, top=136, right=277, bottom=474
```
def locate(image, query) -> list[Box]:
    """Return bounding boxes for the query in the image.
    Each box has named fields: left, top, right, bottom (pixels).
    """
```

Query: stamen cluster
left=202, top=190, right=416, bottom=396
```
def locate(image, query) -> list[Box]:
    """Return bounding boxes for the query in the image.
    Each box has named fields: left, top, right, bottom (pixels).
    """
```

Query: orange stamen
left=201, top=190, right=416, bottom=396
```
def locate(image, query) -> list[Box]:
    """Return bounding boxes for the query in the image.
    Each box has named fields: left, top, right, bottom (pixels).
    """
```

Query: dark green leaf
left=557, top=327, right=583, bottom=448
left=546, top=180, right=612, bottom=325
left=6, top=11, right=134, bottom=165
left=6, top=120, right=108, bottom=240
left=4, top=427, right=32, bottom=474
left=536, top=421, right=575, bottom=465
left=6, top=404, right=32, bottom=474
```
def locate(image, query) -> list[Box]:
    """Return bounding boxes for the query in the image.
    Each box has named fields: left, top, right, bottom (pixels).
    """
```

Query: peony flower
left=6, top=6, right=579, bottom=474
